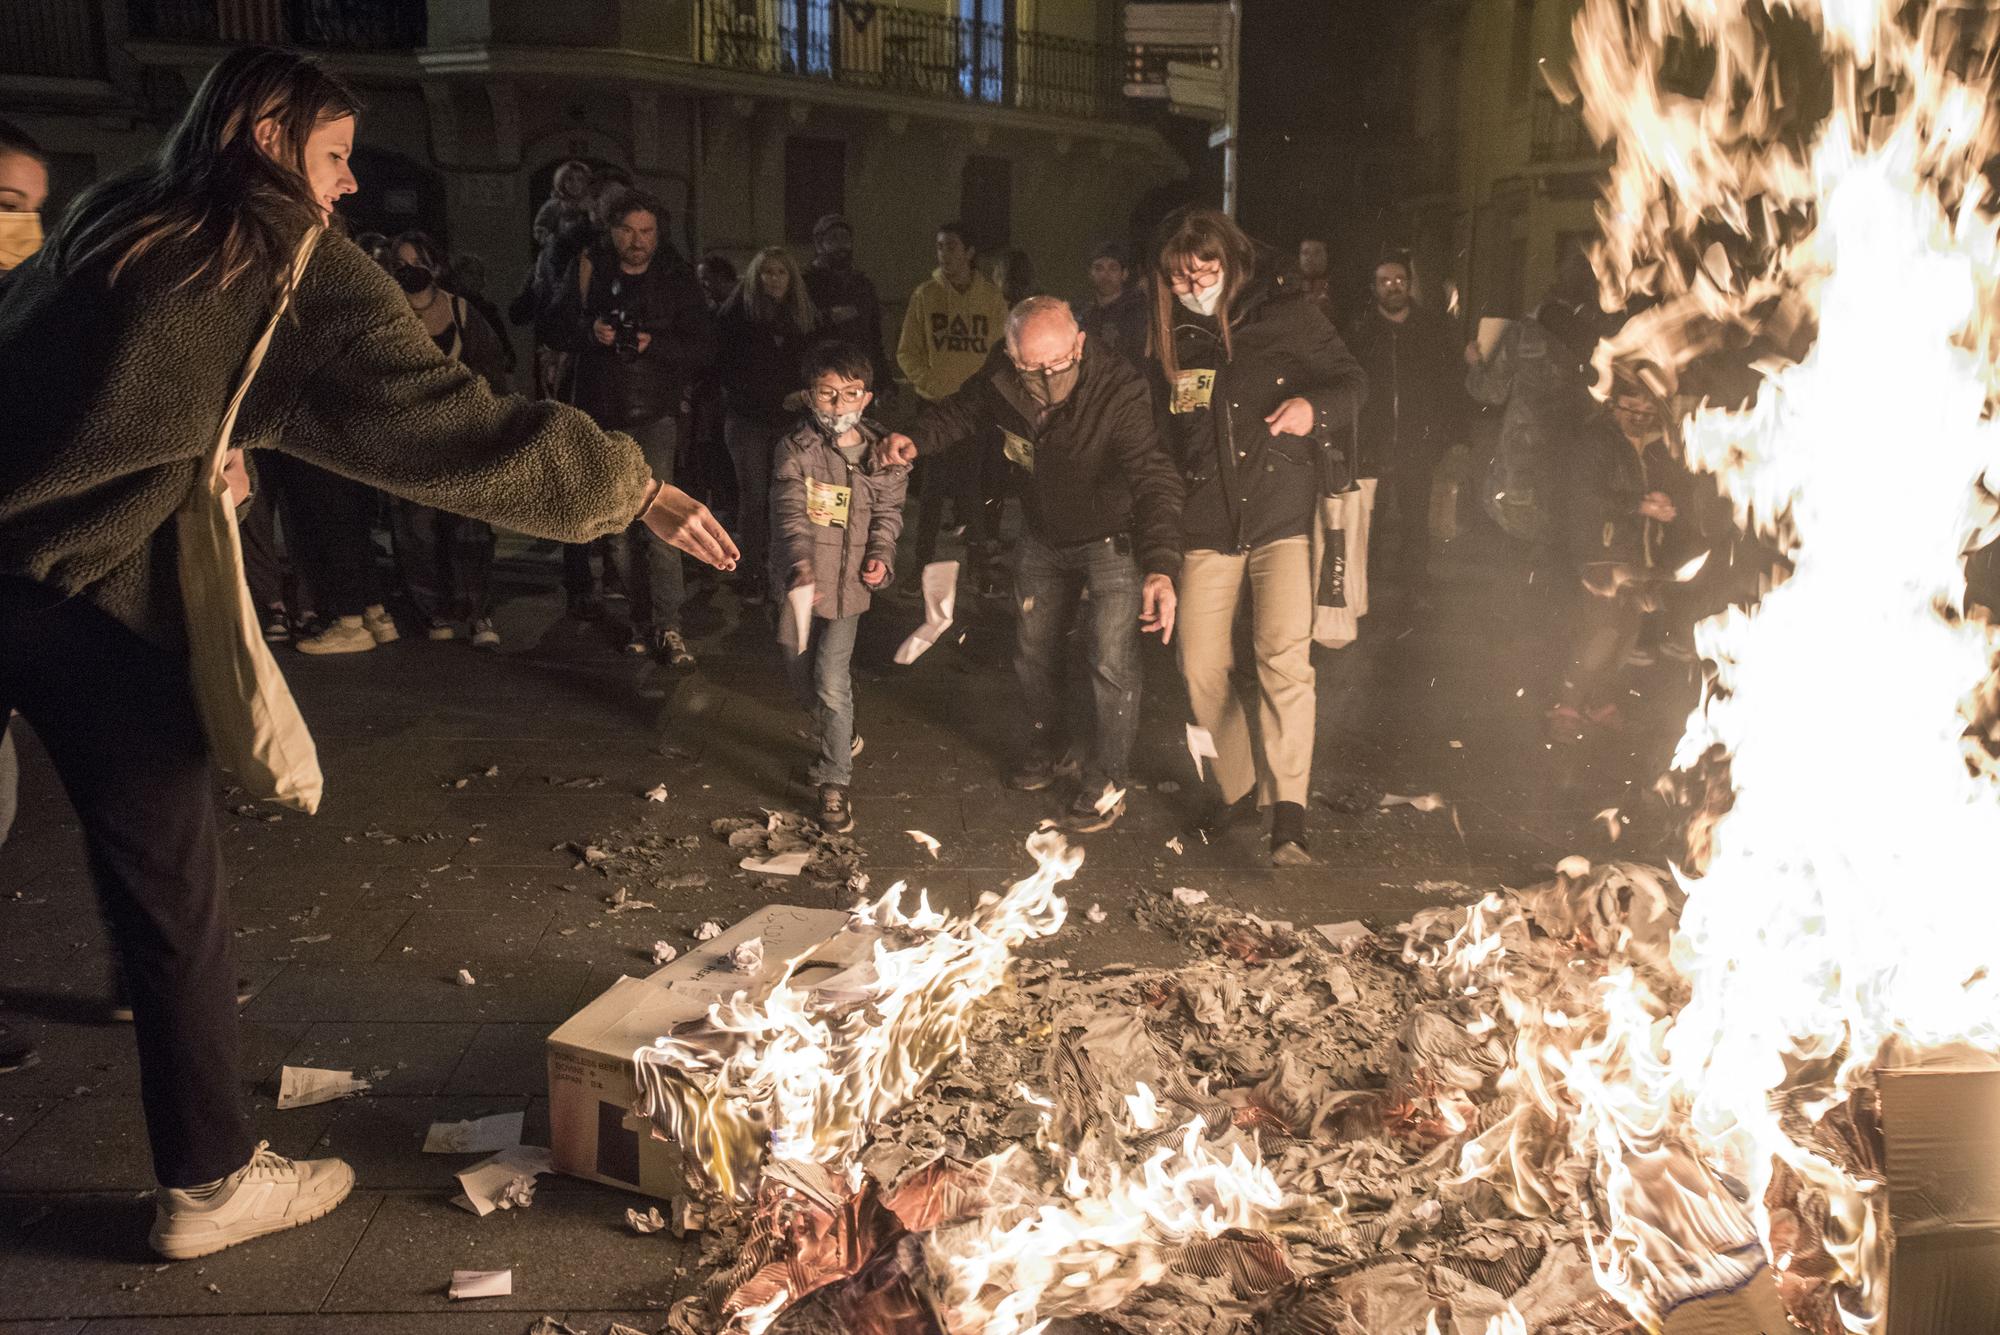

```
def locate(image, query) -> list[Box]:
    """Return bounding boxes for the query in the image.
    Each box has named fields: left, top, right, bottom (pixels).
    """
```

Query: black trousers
left=0, top=582, right=253, bottom=1187
left=263, top=452, right=381, bottom=618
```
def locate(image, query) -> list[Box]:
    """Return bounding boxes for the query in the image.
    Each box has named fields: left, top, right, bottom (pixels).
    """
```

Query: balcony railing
left=696, top=0, right=1119, bottom=120
left=1529, top=87, right=1602, bottom=165
left=1, top=0, right=108, bottom=79
left=129, top=0, right=426, bottom=50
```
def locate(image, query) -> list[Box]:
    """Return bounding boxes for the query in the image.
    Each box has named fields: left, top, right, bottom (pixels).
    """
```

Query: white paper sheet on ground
left=1185, top=724, right=1219, bottom=781
left=786, top=583, right=814, bottom=655
left=423, top=1110, right=524, bottom=1155
left=893, top=560, right=959, bottom=665
left=1315, top=920, right=1372, bottom=952
left=1378, top=792, right=1445, bottom=812
left=277, top=1066, right=370, bottom=1109
left=448, top=1268, right=513, bottom=1299
left=452, top=1145, right=554, bottom=1217
left=740, top=849, right=810, bottom=876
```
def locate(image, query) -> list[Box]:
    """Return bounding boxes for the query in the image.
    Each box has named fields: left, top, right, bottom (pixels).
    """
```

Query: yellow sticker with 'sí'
left=806, top=476, right=853, bottom=528
left=1171, top=368, right=1217, bottom=414
left=1002, top=429, right=1036, bottom=472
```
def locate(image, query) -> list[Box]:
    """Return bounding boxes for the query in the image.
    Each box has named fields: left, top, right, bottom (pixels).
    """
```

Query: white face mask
left=1176, top=272, right=1224, bottom=317
left=815, top=407, right=865, bottom=436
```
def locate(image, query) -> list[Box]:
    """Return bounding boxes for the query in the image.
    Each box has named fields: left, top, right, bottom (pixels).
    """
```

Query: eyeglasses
left=811, top=386, right=870, bottom=407
left=1011, top=339, right=1083, bottom=378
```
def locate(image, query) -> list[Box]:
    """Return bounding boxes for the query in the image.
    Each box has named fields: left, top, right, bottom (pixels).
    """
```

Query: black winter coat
left=1079, top=285, right=1150, bottom=364
left=1347, top=303, right=1462, bottom=475
left=1154, top=278, right=1368, bottom=552
left=548, top=248, right=714, bottom=429
left=910, top=343, right=1184, bottom=577
left=1561, top=419, right=1690, bottom=572
left=803, top=259, right=889, bottom=387
left=717, top=294, right=814, bottom=427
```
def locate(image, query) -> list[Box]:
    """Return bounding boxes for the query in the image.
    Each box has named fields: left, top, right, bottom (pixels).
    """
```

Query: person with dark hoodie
left=718, top=245, right=820, bottom=601
left=1147, top=206, right=1367, bottom=867
left=0, top=47, right=735, bottom=1261
left=802, top=213, right=888, bottom=390
left=1078, top=239, right=1149, bottom=363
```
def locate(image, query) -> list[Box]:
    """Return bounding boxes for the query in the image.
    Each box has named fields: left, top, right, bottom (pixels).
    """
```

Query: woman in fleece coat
left=0, top=47, right=735, bottom=1261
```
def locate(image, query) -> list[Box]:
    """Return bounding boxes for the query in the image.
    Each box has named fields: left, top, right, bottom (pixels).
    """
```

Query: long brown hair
left=735, top=245, right=820, bottom=333
left=1148, top=205, right=1258, bottom=380
left=46, top=46, right=360, bottom=291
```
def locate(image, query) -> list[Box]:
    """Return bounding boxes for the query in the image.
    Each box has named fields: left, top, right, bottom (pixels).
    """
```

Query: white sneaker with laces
left=362, top=604, right=399, bottom=645
left=150, top=1142, right=354, bottom=1260
left=470, top=618, right=501, bottom=649
left=295, top=616, right=375, bottom=655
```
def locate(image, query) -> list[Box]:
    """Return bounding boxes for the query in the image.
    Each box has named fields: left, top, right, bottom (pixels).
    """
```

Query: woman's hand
left=641, top=484, right=740, bottom=570
left=1264, top=397, right=1315, bottom=438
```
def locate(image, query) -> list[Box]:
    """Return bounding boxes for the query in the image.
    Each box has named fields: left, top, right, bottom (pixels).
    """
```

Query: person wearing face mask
left=1147, top=206, right=1368, bottom=867
left=802, top=214, right=889, bottom=392
left=384, top=231, right=512, bottom=647
left=770, top=341, right=909, bottom=833
left=876, top=297, right=1183, bottom=831
left=0, top=47, right=736, bottom=1259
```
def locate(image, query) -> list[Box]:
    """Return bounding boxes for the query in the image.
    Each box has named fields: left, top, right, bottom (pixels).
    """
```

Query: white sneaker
left=425, top=620, right=456, bottom=641
left=296, top=616, right=375, bottom=655
left=851, top=733, right=865, bottom=759
left=150, top=1142, right=354, bottom=1260
left=470, top=618, right=500, bottom=649
left=362, top=605, right=399, bottom=644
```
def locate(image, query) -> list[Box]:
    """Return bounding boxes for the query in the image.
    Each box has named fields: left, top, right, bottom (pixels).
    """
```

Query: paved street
left=0, top=523, right=1699, bottom=1332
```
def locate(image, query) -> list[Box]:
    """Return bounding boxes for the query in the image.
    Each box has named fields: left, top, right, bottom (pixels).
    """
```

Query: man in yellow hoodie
left=898, top=221, right=1010, bottom=570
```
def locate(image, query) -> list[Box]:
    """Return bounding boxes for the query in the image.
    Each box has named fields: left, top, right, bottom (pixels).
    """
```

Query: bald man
left=879, top=297, right=1182, bottom=831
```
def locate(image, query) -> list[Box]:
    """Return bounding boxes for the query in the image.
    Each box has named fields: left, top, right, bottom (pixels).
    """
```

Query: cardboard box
left=547, top=905, right=871, bottom=1200
left=1876, top=1042, right=2000, bottom=1334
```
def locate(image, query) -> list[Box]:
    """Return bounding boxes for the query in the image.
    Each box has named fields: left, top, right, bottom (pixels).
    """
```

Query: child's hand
left=860, top=559, right=888, bottom=588
left=791, top=561, right=815, bottom=590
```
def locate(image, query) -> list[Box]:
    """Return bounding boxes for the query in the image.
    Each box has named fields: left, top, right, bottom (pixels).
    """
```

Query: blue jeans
left=624, top=416, right=685, bottom=632
left=1013, top=532, right=1143, bottom=791
left=785, top=613, right=861, bottom=787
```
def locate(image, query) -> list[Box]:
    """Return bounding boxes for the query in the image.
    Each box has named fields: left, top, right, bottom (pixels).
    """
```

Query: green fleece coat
left=0, top=228, right=651, bottom=651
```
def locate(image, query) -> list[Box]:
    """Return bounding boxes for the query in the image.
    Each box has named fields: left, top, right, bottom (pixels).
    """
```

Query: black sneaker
left=817, top=783, right=855, bottom=834
left=1193, top=792, right=1258, bottom=845
left=655, top=628, right=696, bottom=667
left=1008, top=755, right=1080, bottom=792
left=1063, top=787, right=1125, bottom=834
left=1269, top=801, right=1312, bottom=866
left=261, top=607, right=291, bottom=643
left=566, top=595, right=606, bottom=622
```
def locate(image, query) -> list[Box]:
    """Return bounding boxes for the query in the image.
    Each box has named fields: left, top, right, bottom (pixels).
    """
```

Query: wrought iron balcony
left=694, top=0, right=1121, bottom=120
left=1, top=0, right=108, bottom=80
left=128, top=0, right=427, bottom=51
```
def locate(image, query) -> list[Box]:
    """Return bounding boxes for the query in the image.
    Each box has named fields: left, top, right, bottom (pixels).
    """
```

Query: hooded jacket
left=770, top=417, right=908, bottom=620
left=895, top=267, right=1009, bottom=402
left=803, top=256, right=889, bottom=387
left=1562, top=415, right=1691, bottom=573
left=1154, top=275, right=1368, bottom=553
left=908, top=342, right=1184, bottom=578
left=0, top=226, right=650, bottom=652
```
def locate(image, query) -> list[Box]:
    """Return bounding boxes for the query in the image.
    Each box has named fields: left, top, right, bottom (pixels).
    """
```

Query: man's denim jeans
left=1012, top=532, right=1143, bottom=792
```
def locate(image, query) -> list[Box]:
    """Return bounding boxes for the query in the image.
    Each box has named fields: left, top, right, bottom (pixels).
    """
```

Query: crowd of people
left=0, top=43, right=1751, bottom=1265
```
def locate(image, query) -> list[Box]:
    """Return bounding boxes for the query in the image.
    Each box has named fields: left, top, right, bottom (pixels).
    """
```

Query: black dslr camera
left=608, top=308, right=643, bottom=362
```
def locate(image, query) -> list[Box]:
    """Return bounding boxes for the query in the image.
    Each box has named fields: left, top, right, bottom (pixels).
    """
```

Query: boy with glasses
left=771, top=342, right=910, bottom=832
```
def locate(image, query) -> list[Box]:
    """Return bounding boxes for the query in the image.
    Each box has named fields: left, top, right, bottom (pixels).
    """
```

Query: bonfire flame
left=1477, top=0, right=2000, bottom=1327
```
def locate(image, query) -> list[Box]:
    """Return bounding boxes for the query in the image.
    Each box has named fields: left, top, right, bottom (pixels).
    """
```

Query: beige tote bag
left=176, top=228, right=324, bottom=813
left=1309, top=476, right=1378, bottom=649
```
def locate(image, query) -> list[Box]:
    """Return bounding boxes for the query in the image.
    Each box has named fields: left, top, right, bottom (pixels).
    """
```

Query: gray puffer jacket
left=770, top=417, right=909, bottom=620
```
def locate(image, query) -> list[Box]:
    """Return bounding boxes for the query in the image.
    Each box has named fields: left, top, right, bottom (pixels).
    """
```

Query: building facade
left=1399, top=0, right=1607, bottom=323
left=1, top=0, right=1184, bottom=363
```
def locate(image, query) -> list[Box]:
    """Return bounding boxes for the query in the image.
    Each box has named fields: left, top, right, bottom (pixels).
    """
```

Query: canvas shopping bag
left=175, top=228, right=324, bottom=813
left=1309, top=476, right=1378, bottom=648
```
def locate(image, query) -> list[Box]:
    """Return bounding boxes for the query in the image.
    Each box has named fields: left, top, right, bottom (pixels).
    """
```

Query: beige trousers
left=1177, top=536, right=1315, bottom=807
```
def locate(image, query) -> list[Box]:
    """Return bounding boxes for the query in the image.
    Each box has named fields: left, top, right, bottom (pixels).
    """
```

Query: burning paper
left=423, top=1110, right=524, bottom=1155
left=452, top=1145, right=553, bottom=1217
left=447, top=1268, right=512, bottom=1300
left=893, top=560, right=959, bottom=665
left=276, top=1066, right=370, bottom=1109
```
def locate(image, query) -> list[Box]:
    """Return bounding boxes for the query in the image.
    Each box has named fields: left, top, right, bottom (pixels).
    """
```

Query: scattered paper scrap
left=1086, top=903, right=1107, bottom=924
left=1314, top=920, right=1372, bottom=953
left=1378, top=792, right=1445, bottom=813
left=455, top=968, right=477, bottom=987
left=1185, top=724, right=1219, bottom=780
left=448, top=1268, right=512, bottom=1300
left=452, top=1145, right=553, bottom=1217
left=627, top=1206, right=667, bottom=1234
left=741, top=850, right=810, bottom=877
left=1165, top=836, right=1184, bottom=855
left=423, top=1110, right=524, bottom=1155
left=1557, top=854, right=1594, bottom=878
left=906, top=830, right=941, bottom=859
left=727, top=937, right=766, bottom=973
left=277, top=1066, right=370, bottom=1109
left=651, top=940, right=678, bottom=966
left=1595, top=807, right=1624, bottom=840
left=893, top=560, right=960, bottom=664
left=693, top=921, right=722, bottom=941
left=1171, top=887, right=1209, bottom=907
left=643, top=784, right=669, bottom=803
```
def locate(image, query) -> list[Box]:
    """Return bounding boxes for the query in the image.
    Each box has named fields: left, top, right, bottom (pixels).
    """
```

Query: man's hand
left=633, top=331, right=652, bottom=354
left=1264, top=396, right=1315, bottom=438
left=641, top=484, right=740, bottom=570
left=860, top=558, right=888, bottom=588
left=874, top=433, right=918, bottom=468
left=1640, top=491, right=1677, bottom=523
left=1140, top=573, right=1177, bottom=644
left=592, top=318, right=617, bottom=347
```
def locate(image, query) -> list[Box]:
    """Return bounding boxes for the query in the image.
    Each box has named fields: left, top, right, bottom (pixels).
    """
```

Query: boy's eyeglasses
left=811, top=387, right=870, bottom=407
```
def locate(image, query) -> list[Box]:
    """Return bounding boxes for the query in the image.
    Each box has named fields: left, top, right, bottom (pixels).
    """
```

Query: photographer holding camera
left=547, top=191, right=714, bottom=661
